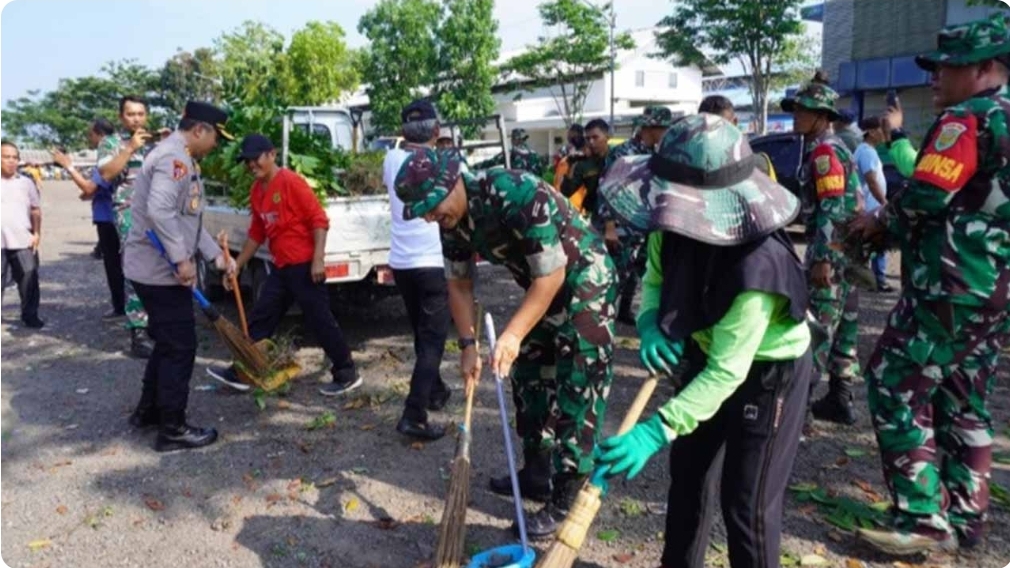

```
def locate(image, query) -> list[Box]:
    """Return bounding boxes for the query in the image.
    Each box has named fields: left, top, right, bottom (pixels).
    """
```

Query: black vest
left=657, top=229, right=808, bottom=342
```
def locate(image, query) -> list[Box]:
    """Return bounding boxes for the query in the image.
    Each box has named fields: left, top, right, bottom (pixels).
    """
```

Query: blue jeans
left=872, top=253, right=887, bottom=287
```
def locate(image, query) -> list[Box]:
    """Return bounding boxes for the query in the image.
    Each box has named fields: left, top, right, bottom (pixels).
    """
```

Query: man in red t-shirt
left=206, top=134, right=359, bottom=395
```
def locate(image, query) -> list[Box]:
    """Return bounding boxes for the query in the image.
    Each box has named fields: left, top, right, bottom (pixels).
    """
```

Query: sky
left=0, top=0, right=662, bottom=107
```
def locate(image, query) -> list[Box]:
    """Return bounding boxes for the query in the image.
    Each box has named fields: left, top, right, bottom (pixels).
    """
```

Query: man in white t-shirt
left=1, top=141, right=44, bottom=328
left=385, top=99, right=452, bottom=441
left=854, top=117, right=892, bottom=292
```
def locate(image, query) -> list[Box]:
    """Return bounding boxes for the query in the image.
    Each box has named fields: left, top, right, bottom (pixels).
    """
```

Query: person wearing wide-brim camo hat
left=849, top=12, right=1010, bottom=557
left=595, top=113, right=813, bottom=568
left=782, top=73, right=865, bottom=428
left=473, top=126, right=545, bottom=175
left=395, top=146, right=618, bottom=539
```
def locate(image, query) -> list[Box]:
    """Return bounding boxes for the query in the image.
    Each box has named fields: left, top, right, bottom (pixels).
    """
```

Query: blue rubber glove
left=596, top=415, right=675, bottom=481
left=637, top=310, right=684, bottom=376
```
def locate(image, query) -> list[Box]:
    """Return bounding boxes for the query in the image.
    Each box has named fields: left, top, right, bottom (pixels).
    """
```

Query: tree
left=655, top=0, right=805, bottom=135
left=766, top=32, right=819, bottom=98
left=433, top=0, right=500, bottom=138
left=159, top=48, right=221, bottom=117
left=357, top=0, right=442, bottom=135
left=502, top=0, right=633, bottom=127
left=214, top=21, right=288, bottom=106
left=284, top=21, right=360, bottom=106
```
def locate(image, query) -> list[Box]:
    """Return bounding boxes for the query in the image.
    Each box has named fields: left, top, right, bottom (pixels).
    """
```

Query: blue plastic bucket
left=466, top=543, right=536, bottom=568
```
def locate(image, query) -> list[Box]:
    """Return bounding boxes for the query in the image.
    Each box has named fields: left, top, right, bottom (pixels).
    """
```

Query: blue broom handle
left=483, top=312, right=530, bottom=555
left=145, top=229, right=212, bottom=310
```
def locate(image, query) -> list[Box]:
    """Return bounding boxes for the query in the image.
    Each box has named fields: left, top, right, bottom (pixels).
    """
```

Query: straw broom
left=433, top=302, right=483, bottom=568
left=535, top=374, right=659, bottom=568
left=217, top=231, right=249, bottom=337
left=146, top=229, right=271, bottom=376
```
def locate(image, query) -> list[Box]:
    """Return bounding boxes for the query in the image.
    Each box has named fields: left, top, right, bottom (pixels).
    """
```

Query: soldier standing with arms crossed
left=123, top=101, right=236, bottom=452
left=851, top=14, right=1010, bottom=555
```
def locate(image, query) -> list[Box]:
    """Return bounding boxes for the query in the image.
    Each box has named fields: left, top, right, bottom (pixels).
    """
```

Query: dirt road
left=2, top=181, right=1008, bottom=568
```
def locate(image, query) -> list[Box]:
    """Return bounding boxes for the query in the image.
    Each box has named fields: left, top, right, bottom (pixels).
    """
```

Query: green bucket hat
left=915, top=13, right=1010, bottom=71
left=394, top=147, right=464, bottom=220
left=780, top=82, right=842, bottom=121
left=640, top=105, right=674, bottom=128
left=599, top=114, right=799, bottom=245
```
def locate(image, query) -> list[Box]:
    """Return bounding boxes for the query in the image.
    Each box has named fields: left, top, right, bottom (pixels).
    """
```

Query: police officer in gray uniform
left=123, top=101, right=236, bottom=452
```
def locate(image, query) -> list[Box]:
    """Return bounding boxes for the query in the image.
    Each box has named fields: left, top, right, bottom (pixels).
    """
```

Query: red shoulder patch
left=172, top=160, right=188, bottom=181
left=811, top=144, right=845, bottom=199
left=912, top=114, right=978, bottom=192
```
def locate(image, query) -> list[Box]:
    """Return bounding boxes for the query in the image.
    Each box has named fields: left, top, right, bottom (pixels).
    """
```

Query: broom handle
left=616, top=375, right=659, bottom=435
left=463, top=302, right=484, bottom=429
left=218, top=232, right=249, bottom=337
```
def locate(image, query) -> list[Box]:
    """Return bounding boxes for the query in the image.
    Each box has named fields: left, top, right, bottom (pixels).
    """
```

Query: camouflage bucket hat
left=599, top=114, right=799, bottom=246
left=511, top=128, right=529, bottom=141
left=915, top=13, right=1010, bottom=71
left=394, top=147, right=464, bottom=220
left=780, top=83, right=841, bottom=121
left=640, top=105, right=674, bottom=128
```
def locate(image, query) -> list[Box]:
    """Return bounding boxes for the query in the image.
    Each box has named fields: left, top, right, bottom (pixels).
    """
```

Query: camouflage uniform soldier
left=97, top=96, right=156, bottom=358
left=850, top=14, right=1010, bottom=555
left=596, top=114, right=812, bottom=568
left=561, top=118, right=612, bottom=223
left=601, top=106, right=674, bottom=324
left=395, top=147, right=617, bottom=539
left=474, top=128, right=545, bottom=175
left=782, top=81, right=863, bottom=425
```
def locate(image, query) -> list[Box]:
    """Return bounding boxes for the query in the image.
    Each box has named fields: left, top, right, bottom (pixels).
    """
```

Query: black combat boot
left=130, top=328, right=154, bottom=359
left=489, top=448, right=552, bottom=502
left=154, top=411, right=218, bottom=452
left=128, top=385, right=159, bottom=428
left=811, top=379, right=857, bottom=425
left=516, top=473, right=587, bottom=539
left=616, top=276, right=638, bottom=325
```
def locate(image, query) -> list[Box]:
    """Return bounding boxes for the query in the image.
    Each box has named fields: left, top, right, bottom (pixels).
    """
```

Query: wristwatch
left=457, top=337, right=477, bottom=350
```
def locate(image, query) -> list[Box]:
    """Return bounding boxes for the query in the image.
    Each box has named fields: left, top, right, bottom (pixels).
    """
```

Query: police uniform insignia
left=814, top=154, right=831, bottom=176
left=173, top=160, right=188, bottom=180
left=934, top=121, right=968, bottom=152
left=189, top=196, right=201, bottom=213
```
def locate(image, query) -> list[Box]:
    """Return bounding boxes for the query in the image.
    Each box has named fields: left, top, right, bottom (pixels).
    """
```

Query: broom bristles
left=213, top=316, right=271, bottom=375
left=536, top=483, right=602, bottom=568
left=434, top=456, right=471, bottom=568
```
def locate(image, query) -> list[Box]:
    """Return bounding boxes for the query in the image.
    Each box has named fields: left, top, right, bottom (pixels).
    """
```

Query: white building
left=487, top=27, right=709, bottom=157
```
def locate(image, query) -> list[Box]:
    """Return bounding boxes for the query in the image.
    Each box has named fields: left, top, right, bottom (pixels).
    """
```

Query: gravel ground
left=2, top=181, right=1008, bottom=568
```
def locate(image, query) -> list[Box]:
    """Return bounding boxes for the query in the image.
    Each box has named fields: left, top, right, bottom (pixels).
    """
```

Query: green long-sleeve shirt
left=638, top=232, right=811, bottom=437
left=887, top=137, right=917, bottom=178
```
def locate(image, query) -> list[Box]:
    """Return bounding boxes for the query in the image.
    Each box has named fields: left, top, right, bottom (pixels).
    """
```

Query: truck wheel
left=196, top=256, right=225, bottom=302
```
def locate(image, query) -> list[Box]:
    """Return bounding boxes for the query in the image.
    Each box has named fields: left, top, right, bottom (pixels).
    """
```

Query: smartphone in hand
left=886, top=89, right=899, bottom=108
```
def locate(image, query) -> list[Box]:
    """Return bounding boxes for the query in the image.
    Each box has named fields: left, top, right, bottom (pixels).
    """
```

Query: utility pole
left=608, top=2, right=615, bottom=126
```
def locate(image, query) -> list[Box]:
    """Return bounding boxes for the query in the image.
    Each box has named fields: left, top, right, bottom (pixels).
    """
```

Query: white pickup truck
left=199, top=106, right=396, bottom=306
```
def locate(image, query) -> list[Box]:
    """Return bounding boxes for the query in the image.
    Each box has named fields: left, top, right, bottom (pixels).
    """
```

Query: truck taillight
left=325, top=263, right=350, bottom=278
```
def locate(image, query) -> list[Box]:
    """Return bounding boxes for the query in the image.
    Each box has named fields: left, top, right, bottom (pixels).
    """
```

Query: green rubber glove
left=596, top=415, right=676, bottom=481
left=637, top=310, right=684, bottom=376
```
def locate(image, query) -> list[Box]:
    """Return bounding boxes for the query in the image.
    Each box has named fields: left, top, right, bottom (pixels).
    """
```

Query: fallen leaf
left=845, top=448, right=868, bottom=458
left=597, top=529, right=620, bottom=542
left=351, top=467, right=370, bottom=475
left=56, top=505, right=68, bottom=515
left=344, top=498, right=360, bottom=513
left=287, top=479, right=302, bottom=491
left=827, top=532, right=845, bottom=543
left=410, top=441, right=425, bottom=450
left=360, top=424, right=376, bottom=431
left=813, top=544, right=827, bottom=556
left=844, top=560, right=864, bottom=568
left=342, top=398, right=367, bottom=410
left=789, top=483, right=818, bottom=493
left=296, top=440, right=313, bottom=454
left=372, top=516, right=400, bottom=530
left=797, top=504, right=817, bottom=515
left=143, top=497, right=165, bottom=512
left=181, top=489, right=193, bottom=498
left=892, top=562, right=915, bottom=568
left=27, top=539, right=51, bottom=551
left=265, top=493, right=282, bottom=506
left=50, top=460, right=73, bottom=470
left=276, top=400, right=292, bottom=410
left=231, top=495, right=243, bottom=505
left=853, top=479, right=875, bottom=494
left=613, top=552, right=634, bottom=564
left=316, top=477, right=339, bottom=488
left=835, top=456, right=850, bottom=467
left=800, top=554, right=828, bottom=566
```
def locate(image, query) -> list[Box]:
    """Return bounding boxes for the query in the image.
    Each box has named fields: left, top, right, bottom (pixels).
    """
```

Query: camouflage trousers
left=613, top=230, right=646, bottom=302
left=808, top=265, right=860, bottom=396
left=511, top=262, right=617, bottom=476
left=866, top=295, right=1006, bottom=540
left=116, top=206, right=148, bottom=330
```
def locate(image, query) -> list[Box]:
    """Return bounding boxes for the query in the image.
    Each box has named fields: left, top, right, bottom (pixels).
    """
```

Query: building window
left=635, top=71, right=645, bottom=87
left=668, top=73, right=678, bottom=88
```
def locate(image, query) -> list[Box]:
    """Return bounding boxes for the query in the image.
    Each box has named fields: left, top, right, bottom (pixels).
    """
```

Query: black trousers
left=248, top=262, right=354, bottom=379
left=393, top=267, right=450, bottom=422
left=2, top=248, right=40, bottom=322
left=132, top=282, right=196, bottom=414
left=96, top=221, right=125, bottom=313
left=661, top=344, right=812, bottom=568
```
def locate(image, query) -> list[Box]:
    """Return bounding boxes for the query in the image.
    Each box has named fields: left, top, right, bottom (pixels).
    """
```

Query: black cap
left=836, top=109, right=856, bottom=125
left=236, top=133, right=275, bottom=162
left=401, top=99, right=438, bottom=124
left=183, top=101, right=234, bottom=140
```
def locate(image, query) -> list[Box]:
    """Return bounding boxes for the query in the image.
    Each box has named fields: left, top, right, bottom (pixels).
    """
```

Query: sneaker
left=877, top=283, right=895, bottom=293
left=856, top=527, right=958, bottom=556
left=103, top=310, right=127, bottom=322
left=318, top=375, right=362, bottom=397
left=91, top=245, right=103, bottom=260
left=206, top=365, right=251, bottom=392
left=21, top=317, right=45, bottom=329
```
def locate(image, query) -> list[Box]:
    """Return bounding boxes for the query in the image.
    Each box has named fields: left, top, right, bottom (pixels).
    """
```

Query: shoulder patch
left=912, top=114, right=979, bottom=192
left=172, top=160, right=188, bottom=181
left=811, top=145, right=845, bottom=199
